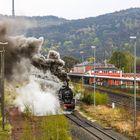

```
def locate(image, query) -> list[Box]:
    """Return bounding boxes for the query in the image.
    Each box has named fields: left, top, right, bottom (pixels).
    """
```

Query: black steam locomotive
left=58, top=83, right=75, bottom=110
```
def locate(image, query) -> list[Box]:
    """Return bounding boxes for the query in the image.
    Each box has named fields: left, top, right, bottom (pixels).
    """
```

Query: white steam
left=15, top=76, right=62, bottom=116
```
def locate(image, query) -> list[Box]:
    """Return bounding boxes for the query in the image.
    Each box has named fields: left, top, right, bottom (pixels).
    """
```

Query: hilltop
left=1, top=8, right=140, bottom=62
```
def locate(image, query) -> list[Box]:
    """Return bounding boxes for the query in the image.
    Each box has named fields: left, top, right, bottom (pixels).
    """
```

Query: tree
left=124, top=51, right=134, bottom=73
left=87, top=57, right=95, bottom=63
left=109, top=51, right=134, bottom=72
left=109, top=51, right=126, bottom=69
left=62, top=56, right=79, bottom=72
left=63, top=41, right=73, bottom=48
left=92, top=37, right=101, bottom=46
left=136, top=57, right=140, bottom=72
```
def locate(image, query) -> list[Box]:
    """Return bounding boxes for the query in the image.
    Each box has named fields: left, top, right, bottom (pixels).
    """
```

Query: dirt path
left=7, top=107, right=48, bottom=140
left=7, top=107, right=25, bottom=140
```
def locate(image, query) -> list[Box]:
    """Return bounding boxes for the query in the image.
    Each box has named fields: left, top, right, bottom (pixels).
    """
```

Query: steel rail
left=66, top=113, right=118, bottom=140
left=73, top=113, right=118, bottom=140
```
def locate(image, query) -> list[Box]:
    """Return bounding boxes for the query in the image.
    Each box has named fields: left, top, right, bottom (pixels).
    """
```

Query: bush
left=82, top=91, right=108, bottom=105
left=71, top=82, right=84, bottom=100
left=72, top=82, right=83, bottom=94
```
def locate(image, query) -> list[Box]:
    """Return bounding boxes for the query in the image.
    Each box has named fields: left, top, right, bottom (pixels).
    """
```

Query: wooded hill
left=1, top=8, right=140, bottom=62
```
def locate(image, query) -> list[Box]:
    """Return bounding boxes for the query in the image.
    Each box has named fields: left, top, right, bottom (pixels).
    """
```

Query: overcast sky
left=1, top=0, right=140, bottom=19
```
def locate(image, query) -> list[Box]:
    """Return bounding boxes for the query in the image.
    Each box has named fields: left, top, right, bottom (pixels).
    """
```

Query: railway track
left=81, top=83, right=140, bottom=111
left=66, top=112, right=119, bottom=140
left=102, top=91, right=140, bottom=111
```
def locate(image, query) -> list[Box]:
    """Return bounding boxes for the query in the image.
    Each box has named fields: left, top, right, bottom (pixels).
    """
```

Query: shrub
left=72, top=82, right=83, bottom=94
left=82, top=91, right=108, bottom=105
left=71, top=82, right=85, bottom=100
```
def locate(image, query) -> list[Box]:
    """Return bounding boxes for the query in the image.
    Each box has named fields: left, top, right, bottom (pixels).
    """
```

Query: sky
left=1, top=0, right=140, bottom=19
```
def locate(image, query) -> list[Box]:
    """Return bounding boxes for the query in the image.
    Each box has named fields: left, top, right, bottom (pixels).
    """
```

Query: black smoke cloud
left=0, top=21, right=68, bottom=82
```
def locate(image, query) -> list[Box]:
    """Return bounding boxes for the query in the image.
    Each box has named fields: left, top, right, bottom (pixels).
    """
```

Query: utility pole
left=12, top=0, right=15, bottom=17
left=91, top=46, right=96, bottom=107
left=80, top=51, right=84, bottom=95
left=0, top=42, right=8, bottom=130
left=130, top=36, right=137, bottom=139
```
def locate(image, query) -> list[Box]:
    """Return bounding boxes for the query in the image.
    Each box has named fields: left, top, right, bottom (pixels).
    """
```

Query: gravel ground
left=70, top=121, right=98, bottom=140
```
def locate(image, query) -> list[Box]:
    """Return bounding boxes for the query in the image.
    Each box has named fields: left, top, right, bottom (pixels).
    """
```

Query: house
left=71, top=62, right=122, bottom=86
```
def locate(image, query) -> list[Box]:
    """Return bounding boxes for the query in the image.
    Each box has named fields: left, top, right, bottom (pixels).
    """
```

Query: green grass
left=82, top=90, right=108, bottom=105
left=71, top=82, right=108, bottom=105
left=0, top=112, right=12, bottom=140
left=20, top=115, right=72, bottom=140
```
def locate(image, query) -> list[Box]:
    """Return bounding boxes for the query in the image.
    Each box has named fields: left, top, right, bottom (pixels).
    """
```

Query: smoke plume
left=0, top=20, right=68, bottom=82
left=0, top=21, right=68, bottom=116
left=0, top=21, right=43, bottom=80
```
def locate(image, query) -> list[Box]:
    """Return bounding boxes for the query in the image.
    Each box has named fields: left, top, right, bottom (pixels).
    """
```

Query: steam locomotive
left=58, top=83, right=75, bottom=110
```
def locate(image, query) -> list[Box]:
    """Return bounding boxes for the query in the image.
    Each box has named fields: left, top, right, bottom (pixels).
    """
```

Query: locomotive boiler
left=58, top=82, right=75, bottom=110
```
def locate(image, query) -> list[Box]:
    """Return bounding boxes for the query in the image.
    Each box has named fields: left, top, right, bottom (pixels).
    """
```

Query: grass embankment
left=0, top=112, right=12, bottom=140
left=79, top=104, right=140, bottom=140
left=20, top=114, right=72, bottom=140
left=0, top=82, right=16, bottom=140
left=72, top=82, right=140, bottom=140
